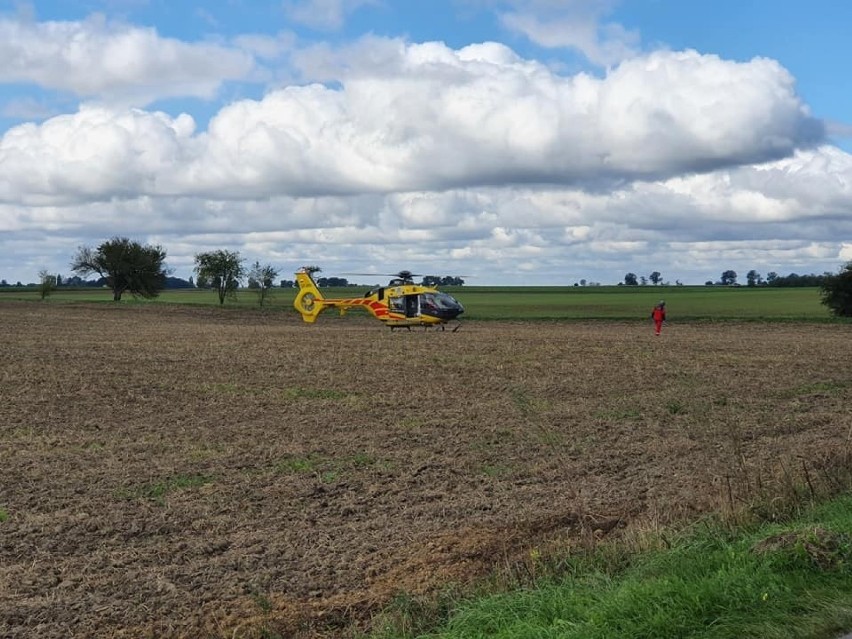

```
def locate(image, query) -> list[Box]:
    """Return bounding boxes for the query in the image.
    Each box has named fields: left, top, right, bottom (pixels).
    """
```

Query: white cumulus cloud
left=0, top=42, right=824, bottom=204
left=0, top=13, right=255, bottom=104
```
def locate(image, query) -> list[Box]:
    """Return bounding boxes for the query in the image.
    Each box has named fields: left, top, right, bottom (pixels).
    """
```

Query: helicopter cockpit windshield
left=419, top=292, right=464, bottom=320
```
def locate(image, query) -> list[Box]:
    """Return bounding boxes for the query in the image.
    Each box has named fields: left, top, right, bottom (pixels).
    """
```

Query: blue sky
left=1, top=0, right=850, bottom=285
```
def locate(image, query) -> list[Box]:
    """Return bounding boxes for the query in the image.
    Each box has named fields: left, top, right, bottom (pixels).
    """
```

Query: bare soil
left=1, top=302, right=850, bottom=638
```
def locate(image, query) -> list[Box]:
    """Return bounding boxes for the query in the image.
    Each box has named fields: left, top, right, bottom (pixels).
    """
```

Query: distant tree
left=194, top=250, right=245, bottom=305
left=163, top=276, right=194, bottom=289
left=280, top=279, right=295, bottom=288
left=649, top=271, right=662, bottom=285
left=766, top=272, right=827, bottom=287
left=0, top=279, right=7, bottom=287
left=721, top=270, right=738, bottom=285
left=71, top=237, right=168, bottom=301
left=766, top=272, right=778, bottom=285
left=56, top=274, right=63, bottom=287
left=746, top=270, right=760, bottom=287
left=247, top=261, right=279, bottom=307
left=820, top=262, right=852, bottom=317
left=37, top=269, right=57, bottom=300
left=624, top=273, right=638, bottom=286
left=421, top=275, right=441, bottom=287
left=579, top=278, right=587, bottom=287
left=316, top=276, right=350, bottom=287
left=640, top=275, right=648, bottom=286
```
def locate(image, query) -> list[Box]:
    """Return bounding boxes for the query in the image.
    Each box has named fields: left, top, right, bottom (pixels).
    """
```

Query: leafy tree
left=316, top=276, right=350, bottom=287
left=38, top=269, right=56, bottom=300
left=721, top=270, right=738, bottom=285
left=422, top=275, right=464, bottom=286
left=640, top=275, right=648, bottom=286
left=649, top=271, right=662, bottom=285
left=746, top=270, right=761, bottom=287
left=194, top=250, right=245, bottom=305
left=820, top=261, right=852, bottom=317
left=71, top=237, right=168, bottom=301
left=766, top=272, right=778, bottom=285
left=624, top=273, right=638, bottom=286
left=247, top=261, right=279, bottom=307
left=766, top=272, right=828, bottom=287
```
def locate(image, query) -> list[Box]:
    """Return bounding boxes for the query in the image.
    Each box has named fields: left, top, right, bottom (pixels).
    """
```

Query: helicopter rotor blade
left=340, top=272, right=423, bottom=278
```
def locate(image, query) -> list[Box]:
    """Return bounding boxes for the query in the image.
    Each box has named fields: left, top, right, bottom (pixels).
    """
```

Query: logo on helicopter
left=293, top=268, right=465, bottom=330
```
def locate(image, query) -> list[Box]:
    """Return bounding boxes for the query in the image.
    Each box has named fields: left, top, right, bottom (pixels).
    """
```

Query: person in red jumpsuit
left=651, top=301, right=666, bottom=335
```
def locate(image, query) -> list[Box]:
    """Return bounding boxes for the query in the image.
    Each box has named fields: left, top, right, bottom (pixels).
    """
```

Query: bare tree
left=247, top=261, right=279, bottom=307
left=38, top=269, right=57, bottom=300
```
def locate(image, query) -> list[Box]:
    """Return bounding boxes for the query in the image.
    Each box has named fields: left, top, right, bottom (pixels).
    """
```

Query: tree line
left=7, top=236, right=852, bottom=316
left=16, top=237, right=469, bottom=307
left=620, top=269, right=833, bottom=288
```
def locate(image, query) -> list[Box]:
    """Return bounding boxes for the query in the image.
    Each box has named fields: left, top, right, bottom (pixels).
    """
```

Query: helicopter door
left=404, top=295, right=419, bottom=317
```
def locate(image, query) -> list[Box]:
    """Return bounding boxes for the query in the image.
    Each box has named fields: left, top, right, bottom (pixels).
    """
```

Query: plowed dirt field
left=1, top=302, right=850, bottom=638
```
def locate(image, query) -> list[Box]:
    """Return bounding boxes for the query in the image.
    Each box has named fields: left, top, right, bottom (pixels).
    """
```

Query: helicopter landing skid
left=388, top=321, right=461, bottom=332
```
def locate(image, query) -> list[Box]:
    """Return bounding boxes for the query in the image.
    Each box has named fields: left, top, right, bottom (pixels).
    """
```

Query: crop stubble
left=1, top=302, right=850, bottom=637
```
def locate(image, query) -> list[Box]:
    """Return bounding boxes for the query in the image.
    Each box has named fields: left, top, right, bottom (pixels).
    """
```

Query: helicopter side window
left=420, top=294, right=437, bottom=313
left=421, top=292, right=462, bottom=311
left=366, top=287, right=384, bottom=300
left=404, top=295, right=419, bottom=317
left=388, top=296, right=405, bottom=313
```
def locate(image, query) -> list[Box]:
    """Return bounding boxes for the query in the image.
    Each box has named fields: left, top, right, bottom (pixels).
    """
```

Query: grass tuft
left=117, top=474, right=212, bottom=504
left=275, top=454, right=322, bottom=474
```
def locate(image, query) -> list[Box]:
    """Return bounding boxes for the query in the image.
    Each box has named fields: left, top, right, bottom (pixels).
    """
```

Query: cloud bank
left=0, top=8, right=849, bottom=286
left=0, top=42, right=823, bottom=205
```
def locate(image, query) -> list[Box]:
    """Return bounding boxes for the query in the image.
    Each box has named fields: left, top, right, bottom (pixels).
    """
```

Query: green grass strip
left=373, top=495, right=852, bottom=639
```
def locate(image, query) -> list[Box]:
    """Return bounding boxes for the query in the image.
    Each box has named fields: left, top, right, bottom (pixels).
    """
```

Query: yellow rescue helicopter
left=293, top=268, right=465, bottom=330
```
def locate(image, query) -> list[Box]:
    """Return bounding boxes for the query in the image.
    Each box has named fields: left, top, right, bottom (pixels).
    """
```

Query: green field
left=0, top=284, right=832, bottom=321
